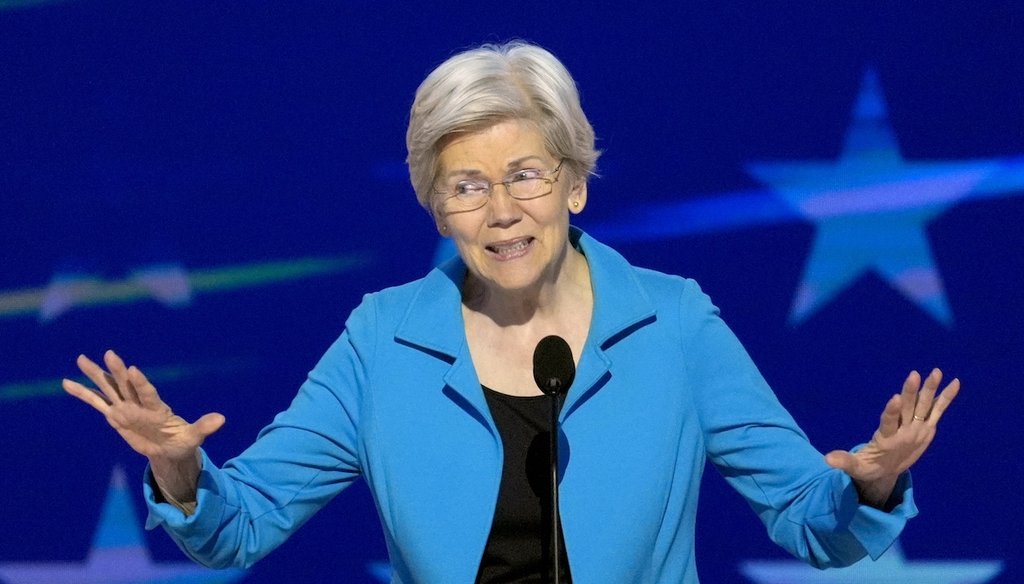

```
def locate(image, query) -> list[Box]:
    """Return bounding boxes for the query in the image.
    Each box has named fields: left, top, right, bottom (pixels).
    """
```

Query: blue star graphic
left=739, top=540, right=1002, bottom=583
left=745, top=69, right=1001, bottom=325
left=0, top=466, right=247, bottom=584
left=577, top=70, right=1024, bottom=326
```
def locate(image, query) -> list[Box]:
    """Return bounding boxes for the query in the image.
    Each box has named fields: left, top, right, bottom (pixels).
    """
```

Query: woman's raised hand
left=63, top=350, right=225, bottom=469
left=825, top=368, right=960, bottom=508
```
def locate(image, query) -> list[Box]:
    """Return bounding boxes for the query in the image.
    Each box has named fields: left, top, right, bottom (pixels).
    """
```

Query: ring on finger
left=913, top=414, right=927, bottom=421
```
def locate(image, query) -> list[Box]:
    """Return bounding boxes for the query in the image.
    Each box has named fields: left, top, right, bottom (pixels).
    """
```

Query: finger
left=899, top=370, right=921, bottom=426
left=63, top=378, right=113, bottom=412
left=193, top=412, right=226, bottom=441
left=913, top=368, right=942, bottom=422
left=878, top=394, right=902, bottom=437
left=77, top=354, right=123, bottom=404
left=926, top=377, right=961, bottom=425
left=104, top=350, right=141, bottom=406
left=128, top=366, right=163, bottom=410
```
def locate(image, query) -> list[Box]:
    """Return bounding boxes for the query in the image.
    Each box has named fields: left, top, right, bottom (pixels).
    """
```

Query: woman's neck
left=462, top=246, right=591, bottom=329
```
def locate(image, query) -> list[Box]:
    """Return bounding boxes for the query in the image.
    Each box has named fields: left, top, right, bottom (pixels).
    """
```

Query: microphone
left=533, top=335, right=575, bottom=396
left=532, top=335, right=575, bottom=584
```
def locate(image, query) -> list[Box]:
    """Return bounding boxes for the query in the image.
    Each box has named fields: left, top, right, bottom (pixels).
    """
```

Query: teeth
left=491, top=239, right=530, bottom=254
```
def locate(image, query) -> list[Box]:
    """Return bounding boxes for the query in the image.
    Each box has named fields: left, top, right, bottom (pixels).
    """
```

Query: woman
left=64, top=41, right=959, bottom=583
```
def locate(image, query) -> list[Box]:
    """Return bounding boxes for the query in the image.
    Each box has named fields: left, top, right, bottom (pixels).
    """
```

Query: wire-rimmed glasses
left=436, top=160, right=564, bottom=213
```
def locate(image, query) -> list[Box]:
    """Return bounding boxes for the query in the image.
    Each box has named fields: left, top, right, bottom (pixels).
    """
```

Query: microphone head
left=533, top=335, right=576, bottom=396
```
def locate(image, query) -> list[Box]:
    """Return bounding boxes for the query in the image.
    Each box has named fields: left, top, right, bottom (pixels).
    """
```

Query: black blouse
left=476, top=386, right=572, bottom=583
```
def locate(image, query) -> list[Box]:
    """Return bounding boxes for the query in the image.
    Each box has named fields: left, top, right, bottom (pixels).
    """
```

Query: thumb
left=825, top=450, right=857, bottom=473
left=193, top=412, right=226, bottom=441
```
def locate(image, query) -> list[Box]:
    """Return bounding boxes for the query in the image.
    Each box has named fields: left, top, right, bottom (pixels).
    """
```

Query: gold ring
left=913, top=415, right=927, bottom=421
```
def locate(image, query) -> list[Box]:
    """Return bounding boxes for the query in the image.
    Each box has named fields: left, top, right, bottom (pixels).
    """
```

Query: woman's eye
left=456, top=182, right=486, bottom=196
left=512, top=169, right=542, bottom=181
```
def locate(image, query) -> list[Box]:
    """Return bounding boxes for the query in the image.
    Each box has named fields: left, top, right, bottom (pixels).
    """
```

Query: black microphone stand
left=545, top=378, right=564, bottom=584
left=533, top=335, right=575, bottom=584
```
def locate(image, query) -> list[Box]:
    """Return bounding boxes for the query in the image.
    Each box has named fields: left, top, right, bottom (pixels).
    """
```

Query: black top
left=476, top=386, right=572, bottom=584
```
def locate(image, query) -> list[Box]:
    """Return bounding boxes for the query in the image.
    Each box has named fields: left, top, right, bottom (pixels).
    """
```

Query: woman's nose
left=485, top=184, right=522, bottom=226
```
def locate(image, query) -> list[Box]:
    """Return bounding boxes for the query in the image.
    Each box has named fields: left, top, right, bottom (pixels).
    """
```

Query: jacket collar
left=392, top=252, right=467, bottom=363
left=573, top=228, right=656, bottom=350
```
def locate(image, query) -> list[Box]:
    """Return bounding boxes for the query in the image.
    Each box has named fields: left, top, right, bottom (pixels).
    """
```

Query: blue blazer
left=145, top=228, right=915, bottom=583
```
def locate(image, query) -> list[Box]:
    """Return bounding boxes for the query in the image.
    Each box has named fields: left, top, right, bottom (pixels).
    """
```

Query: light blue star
left=0, top=466, right=246, bottom=584
left=576, top=70, right=1024, bottom=326
left=739, top=540, right=1002, bottom=583
left=746, top=70, right=1000, bottom=325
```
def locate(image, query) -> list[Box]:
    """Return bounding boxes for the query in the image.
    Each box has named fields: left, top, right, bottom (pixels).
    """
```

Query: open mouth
left=486, top=237, right=534, bottom=260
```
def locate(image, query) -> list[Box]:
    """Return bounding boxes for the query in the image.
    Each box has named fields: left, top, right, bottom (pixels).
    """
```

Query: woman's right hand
left=63, top=350, right=225, bottom=501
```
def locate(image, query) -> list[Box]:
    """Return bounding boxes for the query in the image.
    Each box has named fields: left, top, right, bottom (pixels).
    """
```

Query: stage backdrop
left=1, top=2, right=1021, bottom=582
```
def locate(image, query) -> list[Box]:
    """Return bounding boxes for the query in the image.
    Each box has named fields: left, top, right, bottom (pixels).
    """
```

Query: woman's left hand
left=824, top=368, right=960, bottom=508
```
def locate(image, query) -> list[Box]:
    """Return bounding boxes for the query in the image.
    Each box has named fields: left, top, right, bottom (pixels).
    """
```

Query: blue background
left=1, top=1, right=1021, bottom=582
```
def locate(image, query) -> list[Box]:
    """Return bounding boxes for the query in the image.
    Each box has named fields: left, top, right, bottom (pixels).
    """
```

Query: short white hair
left=406, top=41, right=600, bottom=214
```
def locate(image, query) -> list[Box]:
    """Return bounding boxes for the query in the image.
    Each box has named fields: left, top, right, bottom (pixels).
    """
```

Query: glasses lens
left=445, top=180, right=484, bottom=209
left=509, top=178, right=547, bottom=199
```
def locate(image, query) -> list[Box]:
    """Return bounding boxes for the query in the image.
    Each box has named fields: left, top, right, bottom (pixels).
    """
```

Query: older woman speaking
left=64, top=41, right=959, bottom=583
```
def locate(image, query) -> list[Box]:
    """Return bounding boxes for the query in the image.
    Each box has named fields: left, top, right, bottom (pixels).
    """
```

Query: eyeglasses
left=436, top=160, right=564, bottom=213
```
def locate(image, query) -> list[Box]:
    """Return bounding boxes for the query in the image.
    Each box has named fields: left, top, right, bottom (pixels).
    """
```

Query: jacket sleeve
left=142, top=295, right=377, bottom=568
left=680, top=279, right=915, bottom=568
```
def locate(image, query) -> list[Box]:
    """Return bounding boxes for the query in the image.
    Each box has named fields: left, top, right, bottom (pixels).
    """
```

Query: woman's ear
left=568, top=181, right=588, bottom=214
left=430, top=205, right=450, bottom=237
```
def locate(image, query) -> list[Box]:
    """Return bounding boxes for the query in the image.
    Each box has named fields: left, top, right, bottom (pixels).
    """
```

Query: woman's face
left=434, top=119, right=587, bottom=296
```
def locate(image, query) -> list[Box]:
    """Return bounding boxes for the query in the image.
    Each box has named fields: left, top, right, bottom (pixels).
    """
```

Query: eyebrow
left=442, top=155, right=548, bottom=180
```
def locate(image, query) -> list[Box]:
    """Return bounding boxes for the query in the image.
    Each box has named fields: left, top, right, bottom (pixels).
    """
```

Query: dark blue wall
left=1, top=1, right=1020, bottom=582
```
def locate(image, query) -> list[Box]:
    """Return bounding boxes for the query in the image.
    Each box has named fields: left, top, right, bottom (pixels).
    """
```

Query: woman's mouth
left=486, top=237, right=534, bottom=260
